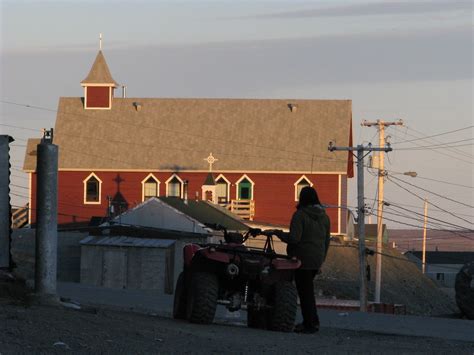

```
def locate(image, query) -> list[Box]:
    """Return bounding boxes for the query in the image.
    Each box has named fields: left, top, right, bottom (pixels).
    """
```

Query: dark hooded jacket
left=280, top=204, right=331, bottom=270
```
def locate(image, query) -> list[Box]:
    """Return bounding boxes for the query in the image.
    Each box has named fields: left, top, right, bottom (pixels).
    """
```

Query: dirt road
left=1, top=300, right=473, bottom=354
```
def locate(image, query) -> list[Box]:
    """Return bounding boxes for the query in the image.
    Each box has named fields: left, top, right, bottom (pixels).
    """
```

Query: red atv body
left=173, top=228, right=301, bottom=332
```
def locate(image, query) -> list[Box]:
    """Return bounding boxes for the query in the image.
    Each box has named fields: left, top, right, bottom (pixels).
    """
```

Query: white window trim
left=215, top=174, right=231, bottom=202
left=141, top=173, right=161, bottom=201
left=165, top=173, right=184, bottom=198
left=83, top=172, right=102, bottom=205
left=235, top=174, right=255, bottom=200
left=294, top=175, right=313, bottom=201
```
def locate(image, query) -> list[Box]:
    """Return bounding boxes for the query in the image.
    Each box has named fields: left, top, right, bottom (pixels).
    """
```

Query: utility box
left=80, top=236, right=175, bottom=293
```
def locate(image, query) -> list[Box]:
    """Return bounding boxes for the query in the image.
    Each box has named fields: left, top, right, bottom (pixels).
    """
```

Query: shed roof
left=159, top=197, right=248, bottom=231
left=23, top=98, right=352, bottom=173
left=80, top=235, right=175, bottom=248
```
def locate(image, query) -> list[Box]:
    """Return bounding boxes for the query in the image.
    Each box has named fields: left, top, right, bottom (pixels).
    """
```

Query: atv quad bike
left=173, top=226, right=301, bottom=332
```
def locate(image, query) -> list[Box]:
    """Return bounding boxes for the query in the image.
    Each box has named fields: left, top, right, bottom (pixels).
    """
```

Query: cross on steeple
left=204, top=153, right=218, bottom=172
left=99, top=33, right=102, bottom=50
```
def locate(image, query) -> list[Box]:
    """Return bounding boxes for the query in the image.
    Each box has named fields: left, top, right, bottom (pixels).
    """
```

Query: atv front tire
left=267, top=281, right=297, bottom=332
left=186, top=272, right=218, bottom=324
left=173, top=272, right=187, bottom=319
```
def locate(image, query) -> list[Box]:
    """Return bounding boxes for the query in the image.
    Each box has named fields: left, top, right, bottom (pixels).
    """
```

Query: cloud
left=251, top=1, right=472, bottom=19
left=1, top=26, right=471, bottom=101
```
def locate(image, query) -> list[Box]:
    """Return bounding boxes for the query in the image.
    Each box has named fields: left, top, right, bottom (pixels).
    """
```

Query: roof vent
left=133, top=102, right=142, bottom=111
left=288, top=103, right=298, bottom=112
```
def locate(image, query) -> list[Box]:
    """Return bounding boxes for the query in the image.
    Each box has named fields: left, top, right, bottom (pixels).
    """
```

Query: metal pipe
left=0, top=135, right=14, bottom=268
left=35, top=141, right=58, bottom=297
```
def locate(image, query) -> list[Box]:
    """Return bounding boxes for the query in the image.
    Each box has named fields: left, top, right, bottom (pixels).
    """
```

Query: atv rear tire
left=186, top=272, right=218, bottom=324
left=173, top=272, right=187, bottom=319
left=247, top=307, right=267, bottom=329
left=267, top=281, right=297, bottom=332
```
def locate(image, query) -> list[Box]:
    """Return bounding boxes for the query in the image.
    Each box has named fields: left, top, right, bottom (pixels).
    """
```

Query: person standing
left=277, top=186, right=331, bottom=334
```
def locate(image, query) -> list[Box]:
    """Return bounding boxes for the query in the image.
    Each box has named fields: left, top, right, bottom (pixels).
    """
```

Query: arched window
left=294, top=175, right=313, bottom=201
left=166, top=174, right=183, bottom=198
left=215, top=174, right=230, bottom=204
left=236, top=175, right=255, bottom=200
left=83, top=173, right=102, bottom=204
left=141, top=174, right=160, bottom=201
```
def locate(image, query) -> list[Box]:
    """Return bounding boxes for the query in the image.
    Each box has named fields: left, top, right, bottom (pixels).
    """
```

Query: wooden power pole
left=362, top=119, right=403, bottom=304
left=329, top=142, right=392, bottom=311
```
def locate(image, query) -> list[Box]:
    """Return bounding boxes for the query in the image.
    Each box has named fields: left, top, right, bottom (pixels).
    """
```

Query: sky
left=0, top=0, right=473, bottom=234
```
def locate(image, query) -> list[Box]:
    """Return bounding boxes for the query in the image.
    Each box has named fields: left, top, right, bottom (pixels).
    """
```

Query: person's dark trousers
left=294, top=269, right=319, bottom=329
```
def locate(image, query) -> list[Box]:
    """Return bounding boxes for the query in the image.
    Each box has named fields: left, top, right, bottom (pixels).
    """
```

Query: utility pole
left=329, top=142, right=392, bottom=311
left=362, top=119, right=403, bottom=303
left=422, top=198, right=428, bottom=274
left=35, top=129, right=58, bottom=302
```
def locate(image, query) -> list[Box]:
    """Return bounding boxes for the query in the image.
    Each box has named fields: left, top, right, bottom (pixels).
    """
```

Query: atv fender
left=184, top=244, right=201, bottom=267
left=271, top=258, right=301, bottom=270
left=200, top=249, right=231, bottom=263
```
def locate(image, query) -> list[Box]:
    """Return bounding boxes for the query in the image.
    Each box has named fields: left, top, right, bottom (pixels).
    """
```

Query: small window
left=216, top=177, right=229, bottom=204
left=144, top=177, right=158, bottom=200
left=238, top=178, right=252, bottom=200
left=83, top=173, right=102, bottom=204
left=294, top=176, right=313, bottom=201
left=141, top=174, right=160, bottom=201
left=167, top=176, right=182, bottom=197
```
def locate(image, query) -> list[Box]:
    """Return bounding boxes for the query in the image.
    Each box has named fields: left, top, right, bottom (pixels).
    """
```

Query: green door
left=238, top=179, right=252, bottom=200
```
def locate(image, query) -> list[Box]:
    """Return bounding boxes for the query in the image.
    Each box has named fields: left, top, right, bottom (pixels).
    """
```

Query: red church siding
left=30, top=171, right=344, bottom=233
left=86, top=87, right=110, bottom=108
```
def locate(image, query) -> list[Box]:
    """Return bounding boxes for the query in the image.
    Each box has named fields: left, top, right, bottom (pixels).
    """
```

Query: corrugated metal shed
left=80, top=236, right=175, bottom=248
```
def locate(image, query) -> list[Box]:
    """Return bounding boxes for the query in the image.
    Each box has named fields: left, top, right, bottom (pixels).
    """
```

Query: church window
left=236, top=175, right=255, bottom=200
left=141, top=174, right=160, bottom=201
left=294, top=176, right=313, bottom=201
left=83, top=173, right=102, bottom=204
left=166, top=174, right=183, bottom=198
left=216, top=175, right=230, bottom=204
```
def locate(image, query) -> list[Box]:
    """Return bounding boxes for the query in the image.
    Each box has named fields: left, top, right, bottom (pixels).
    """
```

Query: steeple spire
left=81, top=36, right=118, bottom=109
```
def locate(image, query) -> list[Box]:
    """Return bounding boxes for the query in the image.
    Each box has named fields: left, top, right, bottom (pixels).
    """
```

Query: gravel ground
left=1, top=298, right=473, bottom=354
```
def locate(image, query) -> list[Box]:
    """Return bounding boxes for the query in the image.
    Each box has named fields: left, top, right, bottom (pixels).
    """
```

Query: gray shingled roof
left=24, top=98, right=352, bottom=172
left=81, top=51, right=118, bottom=86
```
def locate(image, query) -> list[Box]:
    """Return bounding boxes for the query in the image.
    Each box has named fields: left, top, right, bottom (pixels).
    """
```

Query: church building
left=23, top=48, right=353, bottom=234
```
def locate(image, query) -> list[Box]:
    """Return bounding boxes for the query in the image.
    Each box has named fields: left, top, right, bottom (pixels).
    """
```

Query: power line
left=396, top=142, right=473, bottom=150
left=386, top=178, right=473, bottom=227
left=392, top=126, right=473, bottom=164
left=385, top=170, right=473, bottom=189
left=389, top=175, right=474, bottom=209
left=392, top=125, right=473, bottom=144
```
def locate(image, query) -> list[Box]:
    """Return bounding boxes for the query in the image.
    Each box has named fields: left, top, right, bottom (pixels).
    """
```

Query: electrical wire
left=392, top=125, right=474, bottom=144
left=389, top=175, right=474, bottom=209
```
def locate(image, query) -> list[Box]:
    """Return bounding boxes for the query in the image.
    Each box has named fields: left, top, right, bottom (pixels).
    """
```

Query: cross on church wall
left=204, top=153, right=218, bottom=172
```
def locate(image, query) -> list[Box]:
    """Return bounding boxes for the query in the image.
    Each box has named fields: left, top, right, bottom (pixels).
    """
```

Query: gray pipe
left=35, top=141, right=58, bottom=296
left=0, top=135, right=13, bottom=268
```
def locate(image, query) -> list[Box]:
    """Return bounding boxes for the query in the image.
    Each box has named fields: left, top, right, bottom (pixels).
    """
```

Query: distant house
left=346, top=219, right=388, bottom=244
left=23, top=48, right=353, bottom=232
left=404, top=251, right=474, bottom=287
left=389, top=229, right=474, bottom=252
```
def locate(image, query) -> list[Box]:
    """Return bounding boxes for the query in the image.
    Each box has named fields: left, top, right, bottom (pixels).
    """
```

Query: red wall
left=86, top=86, right=110, bottom=108
left=30, top=171, right=347, bottom=233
